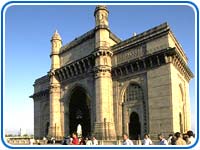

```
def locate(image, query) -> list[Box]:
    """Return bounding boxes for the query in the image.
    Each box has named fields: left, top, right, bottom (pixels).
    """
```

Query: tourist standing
left=158, top=134, right=168, bottom=145
left=187, top=130, right=195, bottom=145
left=92, top=136, right=98, bottom=145
left=29, top=138, right=34, bottom=145
left=86, top=137, right=93, bottom=145
left=65, top=136, right=71, bottom=145
left=43, top=136, right=47, bottom=144
left=171, top=135, right=177, bottom=145
left=142, top=134, right=153, bottom=145
left=79, top=137, right=86, bottom=145
left=122, top=133, right=134, bottom=145
left=183, top=134, right=189, bottom=144
left=51, top=137, right=55, bottom=144
left=175, top=132, right=186, bottom=145
left=72, top=132, right=79, bottom=145
left=136, top=135, right=142, bottom=145
left=167, top=134, right=173, bottom=145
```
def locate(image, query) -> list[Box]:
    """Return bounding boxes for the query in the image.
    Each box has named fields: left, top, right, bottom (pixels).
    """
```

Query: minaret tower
left=48, top=30, right=62, bottom=139
left=93, top=5, right=116, bottom=140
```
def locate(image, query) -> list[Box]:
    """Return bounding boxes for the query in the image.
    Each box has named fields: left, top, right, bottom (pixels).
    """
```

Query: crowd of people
left=61, top=132, right=98, bottom=145
left=123, top=130, right=195, bottom=145
left=35, top=130, right=195, bottom=146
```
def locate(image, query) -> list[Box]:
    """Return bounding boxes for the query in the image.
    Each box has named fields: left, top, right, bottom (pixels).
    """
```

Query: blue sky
left=4, top=4, right=196, bottom=134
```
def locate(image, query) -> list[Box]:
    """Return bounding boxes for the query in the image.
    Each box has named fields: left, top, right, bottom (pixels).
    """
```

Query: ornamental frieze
left=114, top=46, right=145, bottom=66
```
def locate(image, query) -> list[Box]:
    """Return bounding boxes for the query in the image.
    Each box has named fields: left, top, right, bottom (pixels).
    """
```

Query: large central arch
left=68, top=86, right=91, bottom=137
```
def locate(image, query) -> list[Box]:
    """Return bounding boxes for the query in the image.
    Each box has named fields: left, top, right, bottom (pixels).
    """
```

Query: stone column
left=93, top=52, right=116, bottom=140
left=48, top=30, right=63, bottom=139
left=49, top=74, right=62, bottom=139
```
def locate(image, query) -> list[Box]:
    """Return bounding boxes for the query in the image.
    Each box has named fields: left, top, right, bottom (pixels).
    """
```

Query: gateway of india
left=30, top=6, right=193, bottom=141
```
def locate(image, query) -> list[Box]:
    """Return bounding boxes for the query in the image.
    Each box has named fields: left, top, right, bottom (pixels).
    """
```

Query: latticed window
left=124, top=84, right=143, bottom=101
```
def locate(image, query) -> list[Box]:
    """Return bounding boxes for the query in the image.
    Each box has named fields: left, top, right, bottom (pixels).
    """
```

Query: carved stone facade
left=30, top=6, right=193, bottom=140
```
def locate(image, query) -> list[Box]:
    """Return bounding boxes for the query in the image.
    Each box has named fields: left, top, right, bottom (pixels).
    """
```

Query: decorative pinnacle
left=51, top=29, right=62, bottom=41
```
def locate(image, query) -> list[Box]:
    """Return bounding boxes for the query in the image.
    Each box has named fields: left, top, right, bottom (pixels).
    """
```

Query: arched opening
left=69, top=87, right=91, bottom=137
left=123, top=83, right=145, bottom=139
left=129, top=111, right=141, bottom=140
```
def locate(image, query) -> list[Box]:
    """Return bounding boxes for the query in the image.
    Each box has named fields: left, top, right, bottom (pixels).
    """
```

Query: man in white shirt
left=123, top=133, right=134, bottom=145
left=142, top=134, right=153, bottom=145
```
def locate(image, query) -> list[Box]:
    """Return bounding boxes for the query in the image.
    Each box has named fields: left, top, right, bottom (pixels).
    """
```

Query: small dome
left=51, top=30, right=62, bottom=41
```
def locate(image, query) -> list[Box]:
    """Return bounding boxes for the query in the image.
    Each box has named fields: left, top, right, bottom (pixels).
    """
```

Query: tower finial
left=51, top=29, right=62, bottom=41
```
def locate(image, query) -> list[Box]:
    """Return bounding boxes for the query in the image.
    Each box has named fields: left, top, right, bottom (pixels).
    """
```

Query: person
left=136, top=135, right=142, bottom=145
left=86, top=137, right=93, bottom=145
left=29, top=138, right=34, bottom=145
left=43, top=136, right=47, bottom=144
left=51, top=137, right=55, bottom=144
left=92, top=136, right=98, bottom=145
left=79, top=137, right=86, bottom=145
left=142, top=134, right=152, bottom=145
left=175, top=132, right=186, bottom=145
left=167, top=134, right=173, bottom=145
left=187, top=130, right=195, bottom=145
left=37, top=139, right=40, bottom=145
left=122, top=133, right=134, bottom=145
left=61, top=137, right=68, bottom=145
left=158, top=134, right=168, bottom=145
left=183, top=134, right=189, bottom=144
left=71, top=132, right=79, bottom=145
left=171, top=135, right=177, bottom=145
left=65, top=136, right=72, bottom=145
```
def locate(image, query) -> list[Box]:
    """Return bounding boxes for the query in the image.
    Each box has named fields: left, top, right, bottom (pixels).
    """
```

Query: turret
left=93, top=5, right=116, bottom=140
left=94, top=5, right=110, bottom=49
left=94, top=5, right=109, bottom=27
left=48, top=30, right=62, bottom=139
left=50, top=30, right=62, bottom=70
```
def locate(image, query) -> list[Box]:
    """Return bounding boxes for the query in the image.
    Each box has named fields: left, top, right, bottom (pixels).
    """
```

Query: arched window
left=124, top=83, right=143, bottom=101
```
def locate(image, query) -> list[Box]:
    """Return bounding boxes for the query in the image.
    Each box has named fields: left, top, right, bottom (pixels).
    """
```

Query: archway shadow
left=69, top=86, right=91, bottom=137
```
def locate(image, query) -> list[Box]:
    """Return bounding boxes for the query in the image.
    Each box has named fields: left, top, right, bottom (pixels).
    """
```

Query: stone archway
left=129, top=111, right=141, bottom=140
left=68, top=86, right=91, bottom=137
left=121, top=82, right=146, bottom=139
